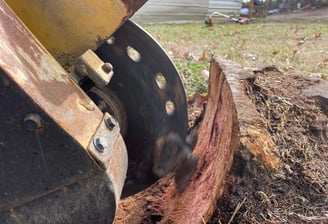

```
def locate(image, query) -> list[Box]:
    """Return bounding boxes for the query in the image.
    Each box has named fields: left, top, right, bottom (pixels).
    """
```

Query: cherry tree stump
left=114, top=56, right=280, bottom=223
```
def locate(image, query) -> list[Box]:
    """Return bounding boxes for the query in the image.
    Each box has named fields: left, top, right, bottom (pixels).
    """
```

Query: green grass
left=175, top=60, right=209, bottom=98
left=144, top=21, right=328, bottom=97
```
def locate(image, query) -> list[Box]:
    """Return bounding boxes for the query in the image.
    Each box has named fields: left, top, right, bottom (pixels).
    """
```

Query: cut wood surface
left=114, top=56, right=280, bottom=223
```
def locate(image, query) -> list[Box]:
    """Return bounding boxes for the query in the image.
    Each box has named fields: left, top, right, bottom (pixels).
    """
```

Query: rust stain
left=0, top=1, right=103, bottom=148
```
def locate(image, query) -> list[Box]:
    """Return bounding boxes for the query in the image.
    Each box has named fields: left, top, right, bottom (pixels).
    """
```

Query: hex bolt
left=74, top=62, right=88, bottom=77
left=93, top=136, right=108, bottom=153
left=24, top=113, right=44, bottom=131
left=102, top=63, right=113, bottom=74
left=105, top=117, right=116, bottom=131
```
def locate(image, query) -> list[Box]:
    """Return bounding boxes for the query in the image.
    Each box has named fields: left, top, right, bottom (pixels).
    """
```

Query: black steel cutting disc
left=95, top=20, right=188, bottom=196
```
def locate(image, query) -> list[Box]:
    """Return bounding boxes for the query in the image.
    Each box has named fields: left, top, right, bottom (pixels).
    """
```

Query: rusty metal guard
left=0, top=1, right=128, bottom=222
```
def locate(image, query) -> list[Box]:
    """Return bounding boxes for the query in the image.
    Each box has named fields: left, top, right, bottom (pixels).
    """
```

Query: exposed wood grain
left=114, top=56, right=280, bottom=223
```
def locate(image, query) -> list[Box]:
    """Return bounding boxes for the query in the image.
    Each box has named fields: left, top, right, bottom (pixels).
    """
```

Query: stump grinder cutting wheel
left=93, top=20, right=189, bottom=196
left=0, top=0, right=188, bottom=223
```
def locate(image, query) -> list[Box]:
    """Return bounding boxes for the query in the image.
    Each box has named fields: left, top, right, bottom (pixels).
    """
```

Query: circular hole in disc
left=165, top=100, right=175, bottom=115
left=127, top=46, right=141, bottom=62
left=155, top=73, right=166, bottom=89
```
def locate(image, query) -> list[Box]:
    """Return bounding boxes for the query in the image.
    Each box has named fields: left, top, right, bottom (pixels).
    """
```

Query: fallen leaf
left=324, top=59, right=328, bottom=64
left=314, top=33, right=322, bottom=39
left=184, top=52, right=196, bottom=61
left=198, top=50, right=207, bottom=61
left=188, top=92, right=207, bottom=107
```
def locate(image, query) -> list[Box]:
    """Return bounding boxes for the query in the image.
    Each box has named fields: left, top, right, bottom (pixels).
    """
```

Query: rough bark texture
left=218, top=60, right=281, bottom=170
left=114, top=56, right=280, bottom=223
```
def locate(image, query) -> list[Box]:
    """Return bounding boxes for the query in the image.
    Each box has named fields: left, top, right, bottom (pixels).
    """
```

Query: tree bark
left=114, top=56, right=280, bottom=223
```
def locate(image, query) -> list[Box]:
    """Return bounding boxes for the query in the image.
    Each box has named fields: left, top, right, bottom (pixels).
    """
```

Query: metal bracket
left=74, top=49, right=114, bottom=88
left=88, top=113, right=122, bottom=167
left=87, top=112, right=128, bottom=201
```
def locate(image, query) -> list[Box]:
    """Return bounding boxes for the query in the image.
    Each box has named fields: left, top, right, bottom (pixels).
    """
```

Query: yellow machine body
left=5, top=0, right=146, bottom=65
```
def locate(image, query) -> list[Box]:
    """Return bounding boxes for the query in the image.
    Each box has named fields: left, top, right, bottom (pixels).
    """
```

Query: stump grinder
left=0, top=1, right=190, bottom=223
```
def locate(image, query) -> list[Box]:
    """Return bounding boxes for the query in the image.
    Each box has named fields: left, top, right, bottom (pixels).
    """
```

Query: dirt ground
left=185, top=9, right=328, bottom=224
left=140, top=8, right=328, bottom=223
left=201, top=66, right=328, bottom=223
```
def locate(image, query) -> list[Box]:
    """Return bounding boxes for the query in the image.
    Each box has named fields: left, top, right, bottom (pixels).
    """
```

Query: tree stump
left=114, top=56, right=280, bottom=223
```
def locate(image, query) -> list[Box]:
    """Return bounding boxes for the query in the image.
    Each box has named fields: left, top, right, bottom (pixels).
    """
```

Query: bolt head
left=24, top=113, right=43, bottom=131
left=102, top=63, right=113, bottom=74
left=105, top=117, right=116, bottom=130
left=93, top=137, right=108, bottom=153
left=74, top=63, right=88, bottom=77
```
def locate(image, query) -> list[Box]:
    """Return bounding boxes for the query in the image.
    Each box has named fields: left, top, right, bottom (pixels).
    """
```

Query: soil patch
left=209, top=68, right=328, bottom=223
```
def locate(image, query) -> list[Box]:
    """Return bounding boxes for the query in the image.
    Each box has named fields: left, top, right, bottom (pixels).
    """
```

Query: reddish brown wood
left=215, top=58, right=280, bottom=171
left=114, top=56, right=280, bottom=224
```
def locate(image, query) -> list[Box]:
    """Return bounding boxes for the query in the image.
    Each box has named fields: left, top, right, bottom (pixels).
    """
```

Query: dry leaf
left=198, top=50, right=207, bottom=61
left=324, top=59, right=328, bottom=65
left=184, top=52, right=196, bottom=61
left=314, top=33, right=322, bottom=39
left=188, top=92, right=207, bottom=107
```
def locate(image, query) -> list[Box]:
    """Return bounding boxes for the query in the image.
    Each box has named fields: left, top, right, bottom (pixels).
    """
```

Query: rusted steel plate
left=0, top=0, right=103, bottom=149
left=0, top=74, right=101, bottom=211
left=1, top=172, right=118, bottom=223
left=0, top=2, right=129, bottom=221
left=0, top=74, right=128, bottom=222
